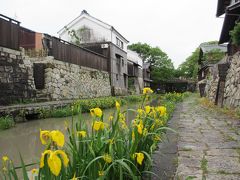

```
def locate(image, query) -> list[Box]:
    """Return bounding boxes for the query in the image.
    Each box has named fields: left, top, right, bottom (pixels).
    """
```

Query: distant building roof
left=58, top=10, right=129, bottom=43
left=143, top=62, right=150, bottom=69
left=199, top=44, right=227, bottom=53
left=219, top=4, right=240, bottom=44
left=127, top=50, right=143, bottom=67
left=216, top=0, right=231, bottom=17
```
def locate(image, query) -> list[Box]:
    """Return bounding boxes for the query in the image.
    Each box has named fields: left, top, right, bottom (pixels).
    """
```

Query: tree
left=128, top=43, right=175, bottom=81
left=176, top=48, right=199, bottom=80
left=175, top=41, right=225, bottom=80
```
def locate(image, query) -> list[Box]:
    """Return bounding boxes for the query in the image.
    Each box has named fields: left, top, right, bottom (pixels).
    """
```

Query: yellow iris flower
left=40, top=130, right=50, bottom=145
left=143, top=87, right=153, bottom=94
left=93, top=121, right=104, bottom=131
left=155, top=106, right=167, bottom=116
left=90, top=108, right=103, bottom=118
left=103, top=154, right=112, bottom=163
left=40, top=130, right=65, bottom=147
left=108, top=115, right=114, bottom=121
left=132, top=131, right=135, bottom=140
left=50, top=130, right=65, bottom=147
left=115, top=101, right=120, bottom=110
left=31, top=168, right=38, bottom=174
left=137, top=120, right=144, bottom=135
left=77, top=131, right=87, bottom=138
left=2, top=156, right=9, bottom=162
left=134, top=152, right=144, bottom=165
left=98, top=171, right=104, bottom=176
left=137, top=109, right=145, bottom=116
left=145, top=105, right=151, bottom=114
left=40, top=150, right=69, bottom=176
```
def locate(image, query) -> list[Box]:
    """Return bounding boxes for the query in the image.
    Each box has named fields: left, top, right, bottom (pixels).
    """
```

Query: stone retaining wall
left=224, top=52, right=240, bottom=108
left=0, top=47, right=36, bottom=105
left=0, top=47, right=111, bottom=105
left=205, top=65, right=219, bottom=103
left=38, top=57, right=111, bottom=100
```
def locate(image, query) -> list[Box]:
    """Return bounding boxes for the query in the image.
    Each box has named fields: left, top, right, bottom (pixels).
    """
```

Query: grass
left=0, top=116, right=15, bottom=130
left=185, top=176, right=198, bottom=180
left=201, top=155, right=208, bottom=179
left=199, top=97, right=240, bottom=120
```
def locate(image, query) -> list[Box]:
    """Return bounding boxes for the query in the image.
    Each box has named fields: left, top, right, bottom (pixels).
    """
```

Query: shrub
left=230, top=22, right=240, bottom=46
left=163, top=92, right=185, bottom=102
left=0, top=116, right=15, bottom=130
left=123, top=95, right=144, bottom=103
left=49, top=96, right=142, bottom=118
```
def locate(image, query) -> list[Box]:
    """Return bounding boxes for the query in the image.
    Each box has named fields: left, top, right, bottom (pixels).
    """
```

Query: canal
left=0, top=103, right=139, bottom=169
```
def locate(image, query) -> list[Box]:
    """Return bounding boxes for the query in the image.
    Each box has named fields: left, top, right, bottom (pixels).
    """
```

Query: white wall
left=59, top=14, right=128, bottom=52
left=59, top=17, right=112, bottom=43
left=111, top=31, right=128, bottom=52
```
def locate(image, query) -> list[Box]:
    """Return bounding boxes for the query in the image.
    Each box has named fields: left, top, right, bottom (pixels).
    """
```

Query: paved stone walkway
left=151, top=102, right=179, bottom=180
left=175, top=95, right=240, bottom=180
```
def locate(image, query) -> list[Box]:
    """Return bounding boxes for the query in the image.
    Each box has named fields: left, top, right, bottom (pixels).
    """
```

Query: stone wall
left=205, top=65, right=219, bottom=103
left=38, top=57, right=111, bottom=100
left=0, top=46, right=111, bottom=105
left=224, top=52, right=240, bottom=108
left=0, top=47, right=35, bottom=105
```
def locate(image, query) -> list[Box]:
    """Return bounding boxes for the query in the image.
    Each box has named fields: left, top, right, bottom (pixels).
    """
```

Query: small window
left=116, top=37, right=120, bottom=46
left=116, top=74, right=119, bottom=80
left=116, top=37, right=123, bottom=49
left=122, top=58, right=124, bottom=66
left=121, top=42, right=123, bottom=49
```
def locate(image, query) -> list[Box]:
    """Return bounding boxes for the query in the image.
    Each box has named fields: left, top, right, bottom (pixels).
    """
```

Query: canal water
left=0, top=104, right=139, bottom=169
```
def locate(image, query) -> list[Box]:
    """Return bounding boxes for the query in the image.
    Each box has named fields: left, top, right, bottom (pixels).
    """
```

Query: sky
left=1, top=0, right=224, bottom=68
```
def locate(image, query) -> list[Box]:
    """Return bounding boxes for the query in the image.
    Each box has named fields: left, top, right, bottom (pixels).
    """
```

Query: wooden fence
left=50, top=37, right=109, bottom=72
left=0, top=14, right=20, bottom=50
left=20, top=27, right=35, bottom=49
left=0, top=14, right=109, bottom=72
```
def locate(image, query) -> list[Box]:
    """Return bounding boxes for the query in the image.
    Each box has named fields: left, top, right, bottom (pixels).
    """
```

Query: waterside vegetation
left=0, top=89, right=189, bottom=179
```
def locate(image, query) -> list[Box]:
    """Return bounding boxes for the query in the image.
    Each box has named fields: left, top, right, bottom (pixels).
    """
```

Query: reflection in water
left=0, top=104, right=138, bottom=168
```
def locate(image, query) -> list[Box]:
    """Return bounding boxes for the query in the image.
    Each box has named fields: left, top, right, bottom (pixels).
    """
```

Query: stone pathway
left=151, top=102, right=180, bottom=180
left=175, top=95, right=240, bottom=180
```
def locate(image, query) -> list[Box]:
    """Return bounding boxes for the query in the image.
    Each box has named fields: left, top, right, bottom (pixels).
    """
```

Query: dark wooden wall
left=0, top=14, right=20, bottom=50
left=50, top=37, right=109, bottom=72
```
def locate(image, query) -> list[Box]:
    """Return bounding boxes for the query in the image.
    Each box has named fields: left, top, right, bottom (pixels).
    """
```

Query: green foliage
left=0, top=116, right=15, bottom=130
left=39, top=96, right=143, bottom=118
left=176, top=41, right=224, bottom=80
left=1, top=91, right=188, bottom=179
left=128, top=43, right=152, bottom=61
left=176, top=48, right=199, bottom=80
left=163, top=92, right=185, bottom=103
left=128, top=42, right=175, bottom=81
left=123, top=95, right=144, bottom=103
left=202, top=49, right=225, bottom=63
left=230, top=22, right=240, bottom=46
